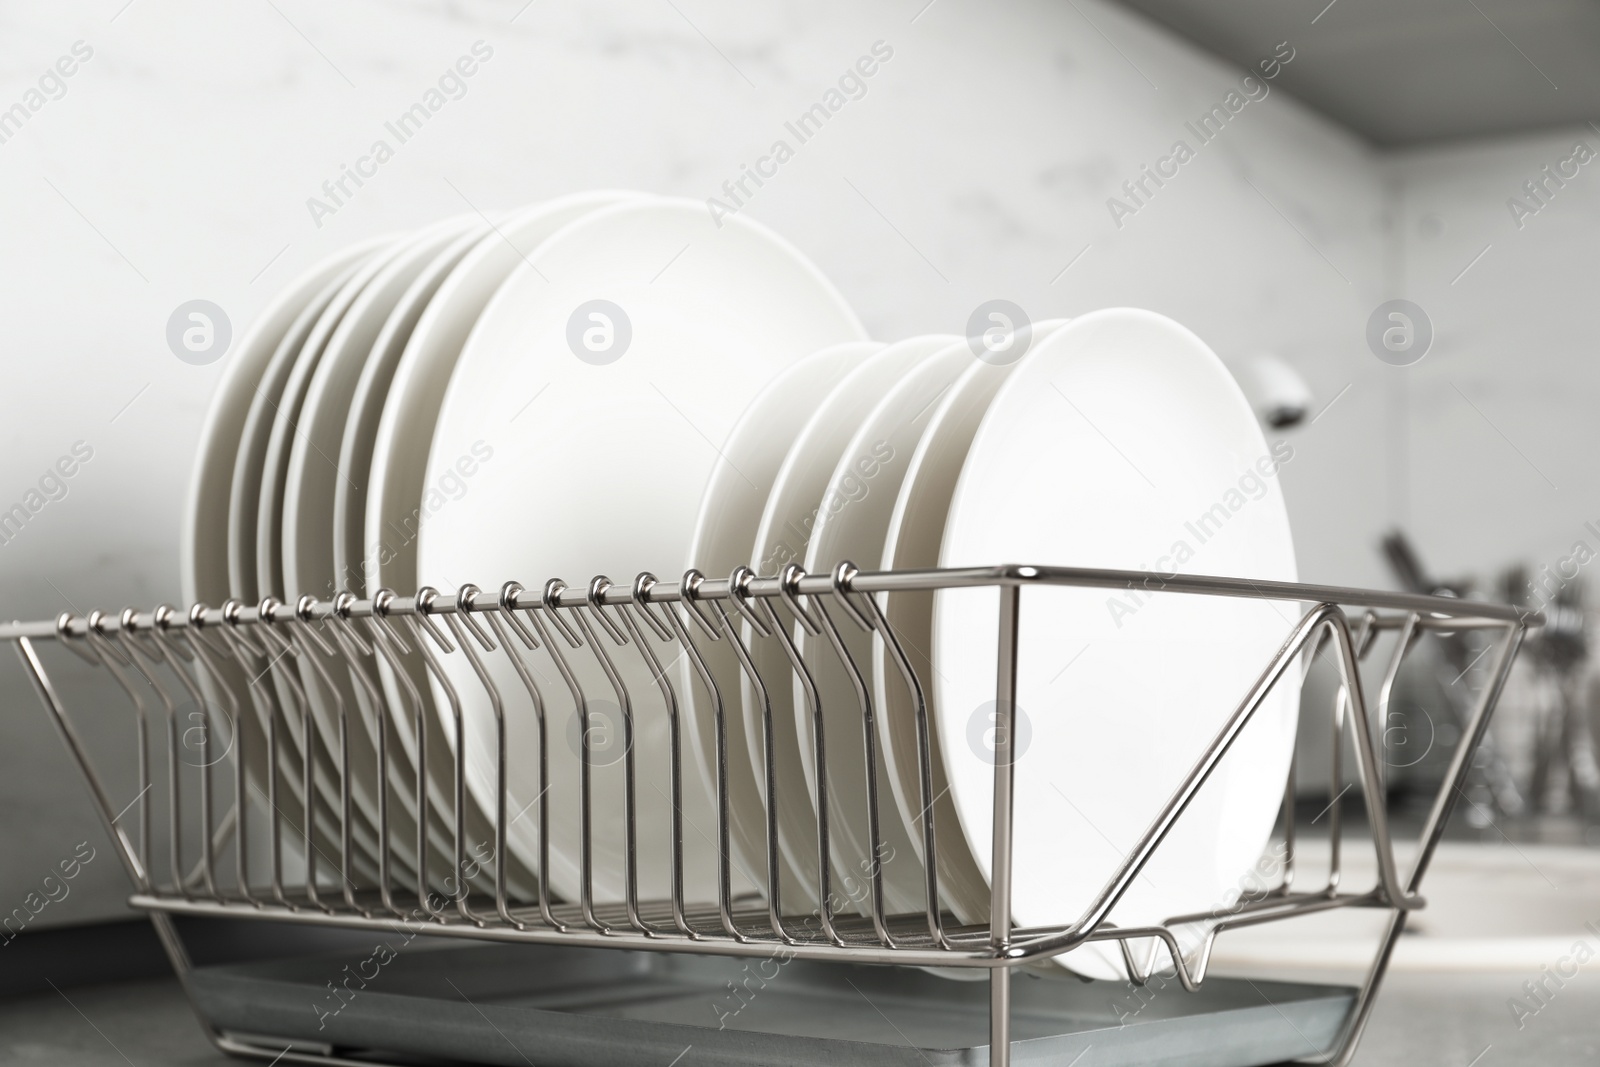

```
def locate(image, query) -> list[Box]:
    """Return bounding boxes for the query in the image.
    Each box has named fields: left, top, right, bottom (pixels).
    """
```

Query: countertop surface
left=1, top=968, right=1594, bottom=1066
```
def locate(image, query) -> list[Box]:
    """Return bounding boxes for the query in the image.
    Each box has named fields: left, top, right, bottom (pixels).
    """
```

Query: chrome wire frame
left=7, top=563, right=1535, bottom=1067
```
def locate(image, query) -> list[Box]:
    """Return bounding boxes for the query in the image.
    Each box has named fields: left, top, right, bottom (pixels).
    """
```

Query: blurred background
left=2, top=0, right=1599, bottom=1060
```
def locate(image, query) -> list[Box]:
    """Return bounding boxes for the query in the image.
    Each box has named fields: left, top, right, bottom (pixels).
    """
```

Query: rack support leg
left=988, top=584, right=1020, bottom=1067
left=990, top=964, right=1012, bottom=1067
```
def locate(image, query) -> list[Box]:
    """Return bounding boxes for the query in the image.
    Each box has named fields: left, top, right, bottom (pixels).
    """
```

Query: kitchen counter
left=2, top=967, right=1595, bottom=1066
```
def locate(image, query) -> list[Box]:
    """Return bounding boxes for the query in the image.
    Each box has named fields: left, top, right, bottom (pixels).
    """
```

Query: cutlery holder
left=8, top=562, right=1535, bottom=1067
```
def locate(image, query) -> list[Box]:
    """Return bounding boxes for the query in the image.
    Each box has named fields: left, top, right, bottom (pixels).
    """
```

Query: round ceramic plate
left=285, top=216, right=477, bottom=606
left=334, top=222, right=489, bottom=608
left=418, top=198, right=867, bottom=907
left=743, top=335, right=956, bottom=913
left=681, top=340, right=883, bottom=906
left=282, top=216, right=479, bottom=883
left=256, top=242, right=404, bottom=770
left=181, top=241, right=382, bottom=888
left=796, top=336, right=979, bottom=918
left=934, top=309, right=1299, bottom=979
left=333, top=219, right=497, bottom=890
left=229, top=255, right=377, bottom=605
left=363, top=193, right=643, bottom=603
left=873, top=321, right=1071, bottom=938
left=251, top=242, right=413, bottom=882
left=224, top=245, right=398, bottom=882
left=259, top=245, right=410, bottom=602
left=363, top=194, right=644, bottom=894
left=183, top=240, right=381, bottom=606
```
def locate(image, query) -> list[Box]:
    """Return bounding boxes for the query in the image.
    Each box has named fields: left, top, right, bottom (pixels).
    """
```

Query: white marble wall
left=0, top=0, right=1397, bottom=925
left=1391, top=127, right=1600, bottom=589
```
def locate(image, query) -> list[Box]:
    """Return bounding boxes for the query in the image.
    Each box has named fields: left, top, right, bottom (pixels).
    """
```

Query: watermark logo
left=0, top=440, right=95, bottom=549
left=966, top=700, right=1032, bottom=766
left=1, top=841, right=95, bottom=945
left=566, top=300, right=631, bottom=365
left=1105, top=441, right=1294, bottom=628
left=0, top=41, right=94, bottom=148
left=1106, top=41, right=1294, bottom=229
left=758, top=440, right=894, bottom=573
left=566, top=700, right=631, bottom=767
left=706, top=40, right=895, bottom=228
left=177, top=696, right=236, bottom=769
left=1365, top=300, right=1432, bottom=366
left=1507, top=141, right=1596, bottom=230
left=311, top=841, right=492, bottom=1029
left=1382, top=703, right=1435, bottom=769
left=306, top=42, right=494, bottom=229
left=1508, top=921, right=1600, bottom=1031
left=1522, top=527, right=1600, bottom=616
left=345, top=440, right=493, bottom=595
left=966, top=300, right=1033, bottom=366
left=167, top=300, right=232, bottom=365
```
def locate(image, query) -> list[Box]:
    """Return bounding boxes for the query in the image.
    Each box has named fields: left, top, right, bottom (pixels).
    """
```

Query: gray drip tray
left=189, top=940, right=1354, bottom=1066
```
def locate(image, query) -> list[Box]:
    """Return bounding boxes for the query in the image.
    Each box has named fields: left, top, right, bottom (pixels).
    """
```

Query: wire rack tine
left=255, top=599, right=330, bottom=916
left=149, top=606, right=223, bottom=900
left=762, top=572, right=842, bottom=946
left=80, top=612, right=155, bottom=890
left=571, top=577, right=647, bottom=936
left=326, top=594, right=403, bottom=919
left=528, top=580, right=610, bottom=934
left=183, top=607, right=258, bottom=909
left=218, top=599, right=293, bottom=908
left=811, top=583, right=895, bottom=946
left=113, top=608, right=193, bottom=899
left=666, top=571, right=746, bottom=941
left=619, top=572, right=694, bottom=938
left=287, top=600, right=367, bottom=918
left=720, top=569, right=793, bottom=943
left=855, top=582, right=949, bottom=948
left=367, top=594, right=441, bottom=920
left=445, top=585, right=522, bottom=929
left=486, top=582, right=564, bottom=931
left=409, top=589, right=485, bottom=927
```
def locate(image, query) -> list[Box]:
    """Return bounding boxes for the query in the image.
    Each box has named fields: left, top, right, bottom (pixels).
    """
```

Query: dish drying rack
left=6, top=563, right=1535, bottom=1067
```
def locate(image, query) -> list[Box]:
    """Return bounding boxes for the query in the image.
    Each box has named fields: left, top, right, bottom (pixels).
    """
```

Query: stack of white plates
left=184, top=194, right=1299, bottom=980
left=670, top=311, right=1301, bottom=978
left=181, top=194, right=866, bottom=897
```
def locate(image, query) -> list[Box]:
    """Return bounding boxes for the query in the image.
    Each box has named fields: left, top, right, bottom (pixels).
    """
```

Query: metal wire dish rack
left=7, top=563, right=1535, bottom=1067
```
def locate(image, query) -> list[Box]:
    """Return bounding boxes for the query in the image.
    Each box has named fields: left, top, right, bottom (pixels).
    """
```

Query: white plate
left=874, top=322, right=1070, bottom=936
left=183, top=241, right=379, bottom=606
left=259, top=245, right=409, bottom=601
left=333, top=219, right=497, bottom=888
left=363, top=194, right=642, bottom=601
left=681, top=340, right=883, bottom=904
left=418, top=198, right=866, bottom=907
left=282, top=216, right=479, bottom=883
left=228, top=253, right=380, bottom=603
left=181, top=241, right=380, bottom=887
left=934, top=309, right=1299, bottom=979
left=333, top=222, right=489, bottom=609
left=797, top=336, right=980, bottom=917
left=254, top=243, right=416, bottom=881
left=225, top=241, right=399, bottom=883
left=744, top=336, right=955, bottom=912
left=285, top=216, right=477, bottom=605
left=364, top=193, right=644, bottom=891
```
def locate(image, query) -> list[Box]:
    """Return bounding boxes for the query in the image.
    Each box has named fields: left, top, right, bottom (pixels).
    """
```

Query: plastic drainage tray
left=187, top=941, right=1354, bottom=1066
